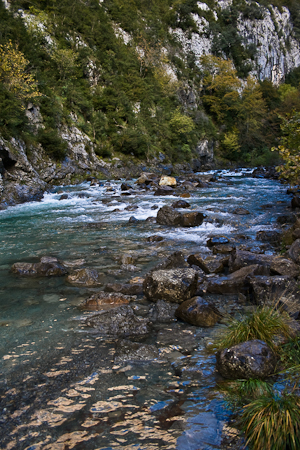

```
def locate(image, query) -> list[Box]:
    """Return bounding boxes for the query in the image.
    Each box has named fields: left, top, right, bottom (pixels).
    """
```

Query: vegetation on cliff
left=0, top=0, right=300, bottom=168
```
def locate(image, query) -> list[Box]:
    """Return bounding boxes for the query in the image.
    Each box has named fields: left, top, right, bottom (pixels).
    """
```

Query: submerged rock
left=80, top=292, right=133, bottom=310
left=149, top=299, right=178, bottom=322
left=143, top=268, right=198, bottom=303
left=115, top=340, right=159, bottom=362
left=104, top=283, right=143, bottom=295
left=67, top=268, right=103, bottom=286
left=175, top=296, right=221, bottom=327
left=85, top=305, right=150, bottom=336
left=216, top=340, right=277, bottom=379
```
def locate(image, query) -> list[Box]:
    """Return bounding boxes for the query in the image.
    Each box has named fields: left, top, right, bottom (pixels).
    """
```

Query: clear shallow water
left=0, top=170, right=290, bottom=450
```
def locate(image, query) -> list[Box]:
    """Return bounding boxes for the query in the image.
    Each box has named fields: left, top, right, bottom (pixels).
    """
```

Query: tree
left=0, top=40, right=41, bottom=106
left=200, top=55, right=241, bottom=123
left=237, top=76, right=267, bottom=150
left=272, top=112, right=300, bottom=185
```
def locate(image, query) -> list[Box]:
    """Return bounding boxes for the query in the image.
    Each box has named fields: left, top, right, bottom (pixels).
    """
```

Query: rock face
left=143, top=268, right=198, bottom=303
left=11, top=257, right=67, bottom=277
left=216, top=340, right=277, bottom=380
left=175, top=296, right=221, bottom=327
left=85, top=305, right=150, bottom=336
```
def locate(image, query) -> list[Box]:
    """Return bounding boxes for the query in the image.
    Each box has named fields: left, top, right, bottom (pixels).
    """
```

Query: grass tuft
left=215, top=307, right=293, bottom=352
left=239, top=392, right=300, bottom=450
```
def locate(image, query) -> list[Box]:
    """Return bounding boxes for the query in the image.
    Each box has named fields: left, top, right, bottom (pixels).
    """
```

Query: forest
left=0, top=0, right=300, bottom=174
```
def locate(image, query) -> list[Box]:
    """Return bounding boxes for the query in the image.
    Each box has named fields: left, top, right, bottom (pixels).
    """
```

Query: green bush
left=38, top=128, right=67, bottom=160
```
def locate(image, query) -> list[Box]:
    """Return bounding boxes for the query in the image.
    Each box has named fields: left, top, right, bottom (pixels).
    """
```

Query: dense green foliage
left=0, top=0, right=299, bottom=166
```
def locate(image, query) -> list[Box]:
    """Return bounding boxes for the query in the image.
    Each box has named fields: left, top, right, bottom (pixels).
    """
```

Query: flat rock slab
left=85, top=305, right=150, bottom=336
left=11, top=258, right=67, bottom=277
left=114, top=340, right=159, bottom=363
left=80, top=292, right=134, bottom=310
left=216, top=339, right=277, bottom=379
left=143, top=268, right=198, bottom=303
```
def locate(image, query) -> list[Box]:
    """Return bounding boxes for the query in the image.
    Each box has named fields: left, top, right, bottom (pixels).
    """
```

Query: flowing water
left=0, top=169, right=291, bottom=450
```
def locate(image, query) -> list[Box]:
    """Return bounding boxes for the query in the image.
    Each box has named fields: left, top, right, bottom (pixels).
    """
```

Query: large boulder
left=159, top=175, right=177, bottom=187
left=149, top=299, right=178, bottom=322
left=85, top=305, right=150, bottom=336
left=207, top=265, right=265, bottom=294
left=154, top=186, right=174, bottom=196
left=229, top=250, right=272, bottom=274
left=11, top=257, right=67, bottom=277
left=181, top=211, right=206, bottom=227
left=175, top=296, right=221, bottom=327
left=156, top=205, right=182, bottom=225
left=67, top=268, right=103, bottom=286
left=187, top=253, right=225, bottom=274
left=153, top=251, right=188, bottom=271
left=143, top=268, right=198, bottom=303
left=287, top=239, right=300, bottom=264
left=216, top=340, right=277, bottom=379
left=249, top=275, right=300, bottom=308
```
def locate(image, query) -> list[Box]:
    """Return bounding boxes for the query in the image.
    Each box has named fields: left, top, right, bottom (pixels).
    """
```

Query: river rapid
left=0, top=169, right=291, bottom=450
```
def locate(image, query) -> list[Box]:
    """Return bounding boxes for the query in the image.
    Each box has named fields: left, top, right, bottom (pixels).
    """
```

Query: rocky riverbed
left=0, top=168, right=299, bottom=450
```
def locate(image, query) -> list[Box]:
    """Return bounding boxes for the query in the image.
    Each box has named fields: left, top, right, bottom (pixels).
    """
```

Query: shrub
left=38, top=128, right=68, bottom=160
left=215, top=307, right=293, bottom=352
left=239, top=392, right=300, bottom=450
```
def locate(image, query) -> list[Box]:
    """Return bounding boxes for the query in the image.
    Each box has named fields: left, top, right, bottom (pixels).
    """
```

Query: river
left=0, top=169, right=290, bottom=450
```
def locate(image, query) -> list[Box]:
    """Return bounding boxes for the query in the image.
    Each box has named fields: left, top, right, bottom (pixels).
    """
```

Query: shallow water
left=0, top=169, right=290, bottom=449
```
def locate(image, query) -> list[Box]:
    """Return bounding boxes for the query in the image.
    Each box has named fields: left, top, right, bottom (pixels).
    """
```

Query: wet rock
left=287, top=239, right=300, bottom=264
left=120, top=264, right=139, bottom=272
left=67, top=268, right=103, bottom=286
left=293, top=229, right=300, bottom=240
left=147, top=235, right=164, bottom=243
left=207, top=265, right=265, bottom=294
left=232, top=207, right=250, bottom=215
left=172, top=357, right=203, bottom=379
left=124, top=205, right=138, bottom=211
left=80, top=292, right=132, bottom=310
left=212, top=245, right=235, bottom=255
left=120, top=254, right=135, bottom=265
left=151, top=204, right=159, bottom=210
left=114, top=340, right=159, bottom=362
left=59, top=194, right=68, bottom=200
left=85, top=305, right=150, bottom=336
left=11, top=258, right=67, bottom=277
left=156, top=325, right=198, bottom=352
left=270, top=256, right=300, bottom=278
left=181, top=211, right=206, bottom=227
left=180, top=193, right=191, bottom=198
left=153, top=251, right=188, bottom=271
left=143, top=268, right=198, bottom=303
left=256, top=230, right=282, bottom=243
left=291, top=195, right=300, bottom=209
left=187, top=254, right=224, bottom=274
left=229, top=250, right=272, bottom=274
left=175, top=296, right=221, bottom=327
left=128, top=216, right=139, bottom=223
left=181, top=181, right=196, bottom=190
left=249, top=276, right=300, bottom=307
left=156, top=205, right=182, bottom=226
left=154, top=186, right=174, bottom=196
left=216, top=340, right=277, bottom=379
left=149, top=299, right=178, bottom=322
left=135, top=173, right=157, bottom=185
left=207, top=236, right=230, bottom=247
left=121, top=182, right=133, bottom=191
left=159, top=175, right=177, bottom=187
left=171, top=200, right=191, bottom=209
left=104, top=283, right=143, bottom=295
left=277, top=214, right=297, bottom=225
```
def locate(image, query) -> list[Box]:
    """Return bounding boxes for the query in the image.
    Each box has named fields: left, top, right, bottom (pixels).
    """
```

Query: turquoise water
left=0, top=170, right=290, bottom=449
